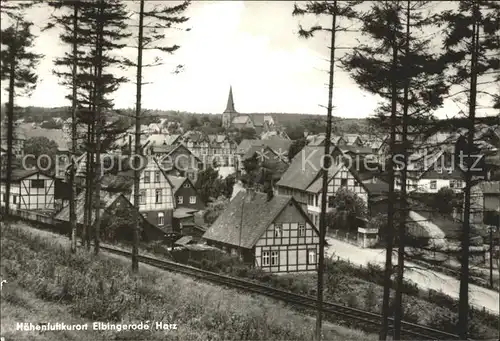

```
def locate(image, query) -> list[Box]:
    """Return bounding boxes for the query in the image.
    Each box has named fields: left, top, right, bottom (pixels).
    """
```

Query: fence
left=9, top=208, right=56, bottom=226
left=330, top=229, right=360, bottom=247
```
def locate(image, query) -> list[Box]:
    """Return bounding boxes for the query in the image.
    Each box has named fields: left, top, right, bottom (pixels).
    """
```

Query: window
left=315, top=195, right=318, bottom=206
left=189, top=196, right=196, bottom=204
left=456, top=180, right=463, bottom=188
left=177, top=196, right=183, bottom=204
left=341, top=179, right=348, bottom=187
left=155, top=189, right=162, bottom=203
left=308, top=249, right=317, bottom=264
left=430, top=180, right=437, bottom=190
left=144, top=171, right=151, bottom=183
left=262, top=251, right=270, bottom=266
left=158, top=212, right=164, bottom=226
left=308, top=194, right=314, bottom=206
left=299, top=224, right=306, bottom=237
left=31, top=179, right=44, bottom=189
left=142, top=212, right=148, bottom=219
left=327, top=196, right=334, bottom=208
left=12, top=195, right=17, bottom=204
left=274, top=224, right=282, bottom=238
left=154, top=171, right=161, bottom=183
left=139, top=190, right=146, bottom=204
left=340, top=170, right=348, bottom=178
left=183, top=182, right=190, bottom=188
left=271, top=251, right=279, bottom=266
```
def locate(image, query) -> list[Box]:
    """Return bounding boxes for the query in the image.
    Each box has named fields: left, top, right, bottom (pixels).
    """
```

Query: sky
left=0, top=0, right=498, bottom=119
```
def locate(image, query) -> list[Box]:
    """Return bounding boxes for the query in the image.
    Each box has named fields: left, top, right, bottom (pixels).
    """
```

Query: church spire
left=224, top=86, right=236, bottom=113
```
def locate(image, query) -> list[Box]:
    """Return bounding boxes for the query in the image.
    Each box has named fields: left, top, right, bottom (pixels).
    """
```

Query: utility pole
left=316, top=3, right=337, bottom=340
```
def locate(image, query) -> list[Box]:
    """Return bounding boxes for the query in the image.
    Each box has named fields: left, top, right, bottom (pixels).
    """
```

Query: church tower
left=222, top=86, right=237, bottom=128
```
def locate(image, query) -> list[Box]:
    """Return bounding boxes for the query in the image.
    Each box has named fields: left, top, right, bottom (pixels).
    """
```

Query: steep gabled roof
left=232, top=115, right=251, bottom=124
left=224, top=86, right=237, bottom=113
left=55, top=190, right=121, bottom=225
left=164, top=134, right=181, bottom=146
left=237, top=138, right=292, bottom=156
left=0, top=168, right=53, bottom=182
left=343, top=134, right=362, bottom=145
left=203, top=191, right=312, bottom=249
left=276, top=146, right=328, bottom=190
left=167, top=175, right=187, bottom=193
left=305, top=164, right=343, bottom=193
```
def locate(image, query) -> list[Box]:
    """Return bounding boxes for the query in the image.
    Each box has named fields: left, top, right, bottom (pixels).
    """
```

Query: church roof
left=224, top=86, right=237, bottom=113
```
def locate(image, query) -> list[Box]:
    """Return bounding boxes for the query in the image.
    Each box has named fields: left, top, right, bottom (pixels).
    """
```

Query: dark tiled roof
left=305, top=164, right=343, bottom=193
left=55, top=190, right=121, bottom=225
left=339, top=145, right=373, bottom=155
left=237, top=138, right=291, bottom=156
left=276, top=146, right=326, bottom=190
left=362, top=180, right=390, bottom=195
left=0, top=169, right=51, bottom=182
left=202, top=191, right=294, bottom=249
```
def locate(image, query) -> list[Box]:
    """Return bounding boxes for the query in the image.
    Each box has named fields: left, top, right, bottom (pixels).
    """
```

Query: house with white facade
left=276, top=146, right=372, bottom=228
left=395, top=150, right=466, bottom=193
left=203, top=190, right=320, bottom=273
left=1, top=169, right=55, bottom=211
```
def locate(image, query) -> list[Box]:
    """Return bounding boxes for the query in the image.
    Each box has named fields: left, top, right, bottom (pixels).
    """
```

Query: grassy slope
left=0, top=223, right=373, bottom=341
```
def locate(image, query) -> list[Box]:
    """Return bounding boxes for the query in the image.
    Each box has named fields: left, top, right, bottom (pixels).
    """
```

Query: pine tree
left=126, top=0, right=190, bottom=272
left=341, top=1, right=449, bottom=339
left=292, top=1, right=362, bottom=339
left=1, top=15, right=42, bottom=217
left=83, top=0, right=131, bottom=255
left=44, top=0, right=87, bottom=253
left=437, top=1, right=500, bottom=338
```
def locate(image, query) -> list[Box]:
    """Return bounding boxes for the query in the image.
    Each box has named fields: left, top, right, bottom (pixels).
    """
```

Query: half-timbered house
left=100, top=156, right=176, bottom=232
left=152, top=143, right=203, bottom=183
left=203, top=190, right=320, bottom=273
left=276, top=146, right=372, bottom=227
left=55, top=190, right=164, bottom=241
left=0, top=169, right=55, bottom=211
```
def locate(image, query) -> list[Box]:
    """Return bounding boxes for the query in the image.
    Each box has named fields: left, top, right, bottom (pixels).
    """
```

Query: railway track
left=101, top=245, right=462, bottom=340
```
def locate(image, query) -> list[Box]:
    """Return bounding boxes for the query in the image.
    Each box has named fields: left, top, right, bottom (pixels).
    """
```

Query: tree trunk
left=393, top=2, right=411, bottom=338
left=458, top=5, right=479, bottom=338
left=380, top=28, right=399, bottom=341
left=5, top=20, right=19, bottom=218
left=132, top=0, right=145, bottom=273
left=92, top=0, right=105, bottom=256
left=69, top=3, right=79, bottom=253
left=316, top=4, right=337, bottom=340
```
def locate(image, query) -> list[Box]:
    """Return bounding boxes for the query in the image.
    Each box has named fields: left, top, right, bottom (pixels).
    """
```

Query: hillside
left=1, top=106, right=371, bottom=133
left=0, top=223, right=373, bottom=341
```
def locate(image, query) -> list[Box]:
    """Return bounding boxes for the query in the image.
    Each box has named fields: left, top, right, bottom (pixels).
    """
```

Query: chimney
left=247, top=187, right=255, bottom=201
left=267, top=188, right=274, bottom=201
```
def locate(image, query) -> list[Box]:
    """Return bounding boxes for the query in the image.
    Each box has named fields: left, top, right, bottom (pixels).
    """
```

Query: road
left=325, top=237, right=499, bottom=315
